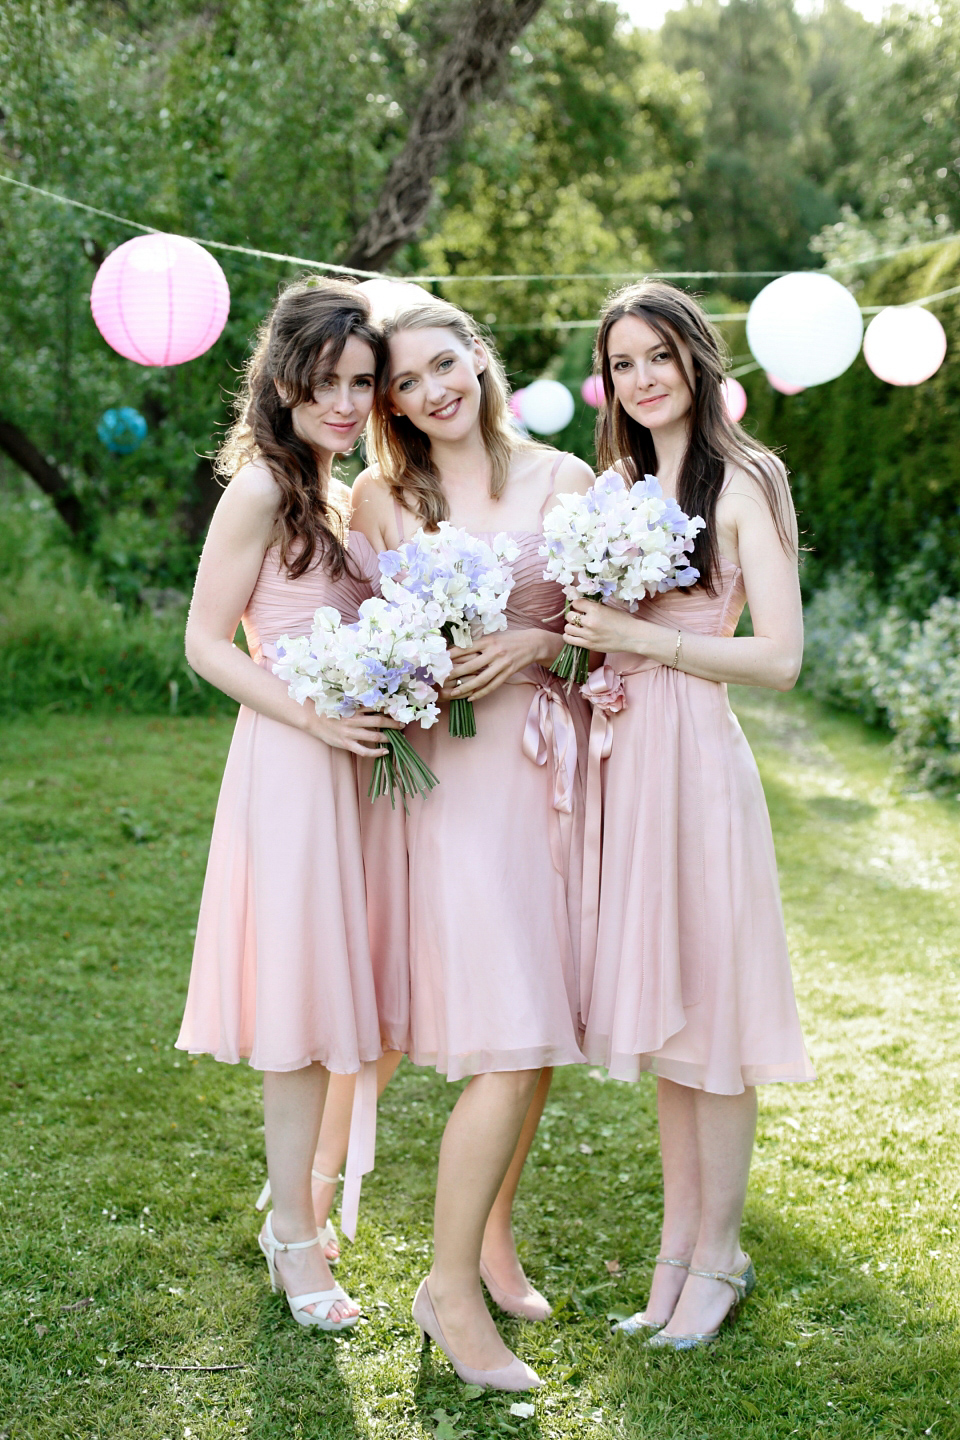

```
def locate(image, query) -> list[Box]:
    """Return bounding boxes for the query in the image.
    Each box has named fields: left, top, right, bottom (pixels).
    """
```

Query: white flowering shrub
left=803, top=568, right=960, bottom=791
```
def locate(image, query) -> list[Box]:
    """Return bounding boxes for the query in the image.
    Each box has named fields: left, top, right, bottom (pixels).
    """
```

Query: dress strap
left=392, top=496, right=406, bottom=547
left=538, top=451, right=569, bottom=519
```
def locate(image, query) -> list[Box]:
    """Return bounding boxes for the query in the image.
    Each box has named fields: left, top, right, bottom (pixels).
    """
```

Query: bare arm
left=564, top=466, right=803, bottom=692
left=184, top=463, right=394, bottom=756
left=350, top=467, right=396, bottom=552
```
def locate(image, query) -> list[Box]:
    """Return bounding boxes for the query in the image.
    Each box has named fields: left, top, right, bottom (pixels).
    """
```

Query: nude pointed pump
left=646, top=1255, right=756, bottom=1351
left=258, top=1212, right=359, bottom=1331
left=412, top=1279, right=543, bottom=1392
left=479, top=1259, right=552, bottom=1322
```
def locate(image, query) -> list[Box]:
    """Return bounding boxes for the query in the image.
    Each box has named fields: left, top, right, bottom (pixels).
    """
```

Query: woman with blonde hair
left=177, top=278, right=397, bottom=1330
left=565, top=280, right=814, bottom=1349
left=352, top=297, right=594, bottom=1391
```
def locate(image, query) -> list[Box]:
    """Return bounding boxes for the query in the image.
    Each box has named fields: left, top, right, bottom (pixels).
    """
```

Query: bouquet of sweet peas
left=540, top=467, right=706, bottom=685
left=274, top=597, right=453, bottom=808
left=378, top=523, right=520, bottom=738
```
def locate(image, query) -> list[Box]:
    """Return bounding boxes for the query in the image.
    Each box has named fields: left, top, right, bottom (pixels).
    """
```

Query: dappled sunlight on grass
left=1, top=694, right=958, bottom=1437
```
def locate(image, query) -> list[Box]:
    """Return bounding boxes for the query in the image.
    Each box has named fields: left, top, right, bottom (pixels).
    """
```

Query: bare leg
left=262, top=1064, right=356, bottom=1323
left=480, top=1066, right=553, bottom=1295
left=428, top=1068, right=542, bottom=1371
left=661, top=1085, right=757, bottom=1338
left=639, top=1077, right=701, bottom=1324
left=311, top=1051, right=404, bottom=1256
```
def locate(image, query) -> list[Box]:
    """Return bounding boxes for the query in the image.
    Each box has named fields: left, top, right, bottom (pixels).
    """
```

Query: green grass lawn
left=1, top=690, right=958, bottom=1440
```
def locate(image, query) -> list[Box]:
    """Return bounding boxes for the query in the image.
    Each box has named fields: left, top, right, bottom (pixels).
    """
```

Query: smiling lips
left=430, top=397, right=461, bottom=420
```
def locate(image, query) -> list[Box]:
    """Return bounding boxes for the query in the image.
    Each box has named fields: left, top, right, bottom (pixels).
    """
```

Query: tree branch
left=344, top=0, right=545, bottom=272
left=0, top=415, right=84, bottom=534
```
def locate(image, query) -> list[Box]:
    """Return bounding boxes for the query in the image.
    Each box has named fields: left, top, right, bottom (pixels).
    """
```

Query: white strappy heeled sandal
left=257, top=1212, right=359, bottom=1331
left=256, top=1169, right=341, bottom=1263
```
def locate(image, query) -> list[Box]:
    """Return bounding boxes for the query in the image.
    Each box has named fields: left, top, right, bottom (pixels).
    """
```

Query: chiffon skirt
left=404, top=667, right=588, bottom=1080
left=581, top=664, right=814, bottom=1094
left=177, top=704, right=383, bottom=1074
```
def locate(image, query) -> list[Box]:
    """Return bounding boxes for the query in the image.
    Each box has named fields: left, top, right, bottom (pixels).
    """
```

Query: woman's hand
left=440, top=628, right=561, bottom=702
left=304, top=710, right=402, bottom=758
left=564, top=598, right=645, bottom=656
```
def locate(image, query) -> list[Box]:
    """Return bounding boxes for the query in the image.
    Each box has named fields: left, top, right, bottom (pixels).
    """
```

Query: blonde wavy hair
left=370, top=299, right=531, bottom=528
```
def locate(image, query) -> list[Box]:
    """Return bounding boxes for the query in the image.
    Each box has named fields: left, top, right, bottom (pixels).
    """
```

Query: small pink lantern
left=862, top=305, right=947, bottom=387
left=508, top=388, right=527, bottom=421
left=581, top=374, right=605, bottom=408
left=90, top=233, right=230, bottom=367
left=766, top=372, right=806, bottom=395
left=722, top=377, right=747, bottom=423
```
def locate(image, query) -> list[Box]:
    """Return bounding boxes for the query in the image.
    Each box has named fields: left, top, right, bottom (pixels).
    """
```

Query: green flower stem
left=448, top=696, right=477, bottom=738
left=367, top=729, right=440, bottom=811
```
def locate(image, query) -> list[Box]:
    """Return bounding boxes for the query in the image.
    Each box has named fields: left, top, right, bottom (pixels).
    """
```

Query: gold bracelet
left=671, top=630, right=683, bottom=670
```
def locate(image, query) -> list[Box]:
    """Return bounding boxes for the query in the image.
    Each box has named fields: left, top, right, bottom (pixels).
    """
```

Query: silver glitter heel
left=613, top=1256, right=690, bottom=1335
left=646, top=1255, right=755, bottom=1350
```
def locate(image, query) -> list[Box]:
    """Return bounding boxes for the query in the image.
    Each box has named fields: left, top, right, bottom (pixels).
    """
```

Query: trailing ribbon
left=578, top=665, right=627, bottom=1023
left=515, top=675, right=578, bottom=878
left=340, top=1059, right=379, bottom=1242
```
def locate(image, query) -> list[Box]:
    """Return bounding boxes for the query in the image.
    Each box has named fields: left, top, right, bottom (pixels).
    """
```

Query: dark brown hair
left=370, top=298, right=533, bottom=528
left=594, top=280, right=792, bottom=593
left=218, top=277, right=387, bottom=578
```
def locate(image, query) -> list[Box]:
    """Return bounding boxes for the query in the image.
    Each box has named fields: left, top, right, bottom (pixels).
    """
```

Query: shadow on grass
left=601, top=1206, right=960, bottom=1440
left=251, top=1289, right=365, bottom=1440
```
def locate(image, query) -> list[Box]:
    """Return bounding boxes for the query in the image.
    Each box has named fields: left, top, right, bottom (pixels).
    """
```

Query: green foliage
left=3, top=693, right=960, bottom=1436
left=0, top=491, right=234, bottom=717
left=739, top=238, right=960, bottom=600
left=804, top=568, right=960, bottom=792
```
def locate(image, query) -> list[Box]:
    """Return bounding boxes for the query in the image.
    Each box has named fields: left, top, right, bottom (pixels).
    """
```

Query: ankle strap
left=312, top=1169, right=342, bottom=1186
left=654, top=1256, right=690, bottom=1270
left=687, top=1264, right=748, bottom=1300
left=264, top=1212, right=321, bottom=1253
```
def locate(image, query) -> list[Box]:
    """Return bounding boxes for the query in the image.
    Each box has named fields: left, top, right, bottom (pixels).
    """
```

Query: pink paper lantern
left=722, top=377, right=747, bottom=422
left=862, top=305, right=947, bottom=386
left=766, top=372, right=806, bottom=395
left=508, top=388, right=527, bottom=420
left=581, top=374, right=605, bottom=407
left=90, top=233, right=230, bottom=367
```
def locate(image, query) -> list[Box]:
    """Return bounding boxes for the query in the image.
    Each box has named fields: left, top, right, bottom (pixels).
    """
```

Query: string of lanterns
left=88, top=238, right=950, bottom=439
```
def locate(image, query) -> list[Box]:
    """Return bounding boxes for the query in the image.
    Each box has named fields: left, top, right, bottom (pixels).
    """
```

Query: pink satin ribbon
left=578, top=664, right=629, bottom=1022
left=513, top=672, right=578, bottom=878
left=340, top=1059, right=379, bottom=1243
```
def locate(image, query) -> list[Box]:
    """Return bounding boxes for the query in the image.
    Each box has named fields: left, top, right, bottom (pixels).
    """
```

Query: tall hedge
left=738, top=239, right=960, bottom=604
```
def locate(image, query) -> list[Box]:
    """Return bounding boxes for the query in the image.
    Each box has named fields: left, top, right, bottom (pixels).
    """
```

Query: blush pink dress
left=399, top=460, right=590, bottom=1080
left=580, top=557, right=814, bottom=1094
left=177, top=530, right=390, bottom=1076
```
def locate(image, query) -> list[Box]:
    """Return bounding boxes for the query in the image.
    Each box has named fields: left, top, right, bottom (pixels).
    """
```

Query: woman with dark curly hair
left=176, top=278, right=395, bottom=1331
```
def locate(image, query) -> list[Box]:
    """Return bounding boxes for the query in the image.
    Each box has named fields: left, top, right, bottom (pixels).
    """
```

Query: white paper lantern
left=722, top=377, right=747, bottom=422
left=518, top=378, right=575, bottom=434
left=357, top=278, right=433, bottom=322
left=746, top=272, right=863, bottom=388
left=766, top=372, right=806, bottom=395
left=862, top=306, right=947, bottom=387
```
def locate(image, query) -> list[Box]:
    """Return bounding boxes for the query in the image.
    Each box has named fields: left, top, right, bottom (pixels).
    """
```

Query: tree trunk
left=344, top=0, right=545, bottom=273
left=0, top=415, right=85, bottom=535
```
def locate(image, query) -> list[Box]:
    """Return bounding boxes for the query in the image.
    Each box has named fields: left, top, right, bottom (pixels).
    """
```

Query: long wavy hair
left=370, top=298, right=529, bottom=528
left=217, top=277, right=386, bottom=578
left=594, top=280, right=792, bottom=594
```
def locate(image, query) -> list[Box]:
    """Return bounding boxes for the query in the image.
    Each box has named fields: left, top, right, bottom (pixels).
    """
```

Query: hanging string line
left=0, top=174, right=388, bottom=279
left=2, top=172, right=955, bottom=293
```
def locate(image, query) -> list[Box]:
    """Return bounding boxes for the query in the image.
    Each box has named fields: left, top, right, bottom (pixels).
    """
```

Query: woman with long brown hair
left=565, top=281, right=814, bottom=1349
left=177, top=278, right=396, bottom=1330
left=351, top=297, right=594, bottom=1390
